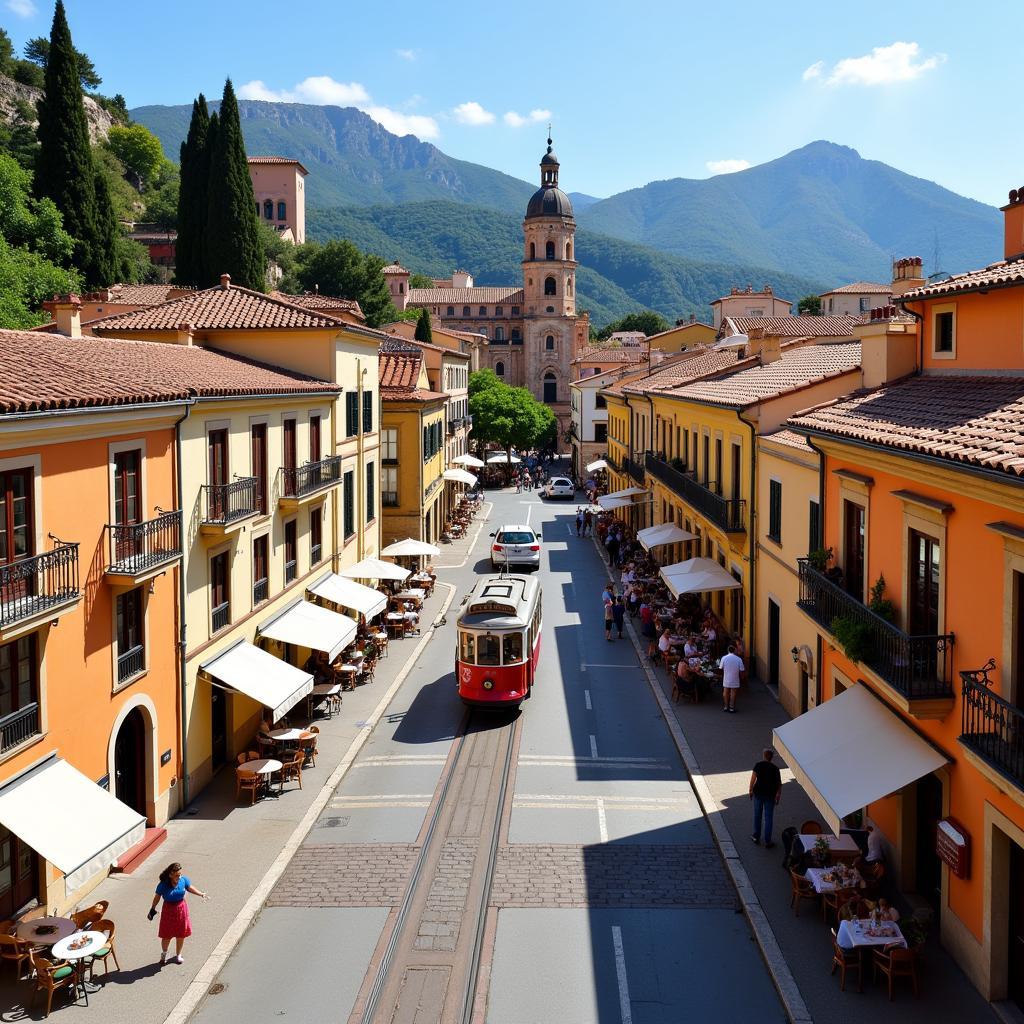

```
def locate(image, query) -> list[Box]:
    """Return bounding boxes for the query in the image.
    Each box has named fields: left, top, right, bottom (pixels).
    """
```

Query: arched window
left=545, top=335, right=555, bottom=350
left=463, top=306, right=471, bottom=317
left=529, top=242, right=536, bottom=260
left=277, top=200, right=287, bottom=220
left=446, top=306, right=454, bottom=316
left=543, top=372, right=557, bottom=403
left=567, top=277, right=573, bottom=295
left=546, top=240, right=555, bottom=260
left=263, top=199, right=273, bottom=220
left=546, top=306, right=555, bottom=313
left=566, top=241, right=572, bottom=260
left=495, top=361, right=505, bottom=377
left=544, top=277, right=557, bottom=296
left=398, top=282, right=404, bottom=294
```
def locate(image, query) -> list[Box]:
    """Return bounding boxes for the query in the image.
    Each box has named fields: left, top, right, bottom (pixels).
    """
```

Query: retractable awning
left=309, top=573, right=387, bottom=618
left=339, top=557, right=411, bottom=582
left=659, top=556, right=741, bottom=597
left=604, top=487, right=648, bottom=500
left=773, top=685, right=949, bottom=834
left=585, top=459, right=608, bottom=473
left=0, top=755, right=145, bottom=890
left=443, top=468, right=478, bottom=487
left=201, top=640, right=314, bottom=722
left=259, top=600, right=357, bottom=662
left=597, top=495, right=632, bottom=510
left=638, top=522, right=696, bottom=550
left=452, top=454, right=485, bottom=468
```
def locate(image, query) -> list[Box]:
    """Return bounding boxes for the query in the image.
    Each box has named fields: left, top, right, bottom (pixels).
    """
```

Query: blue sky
left=4, top=0, right=1018, bottom=206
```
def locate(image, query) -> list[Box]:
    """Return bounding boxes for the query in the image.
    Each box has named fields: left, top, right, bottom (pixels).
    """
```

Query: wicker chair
left=71, top=900, right=109, bottom=930
left=29, top=952, right=78, bottom=1017
left=235, top=768, right=260, bottom=805
left=800, top=820, right=824, bottom=835
left=86, top=918, right=119, bottom=980
left=0, top=933, right=32, bottom=979
left=823, top=887, right=857, bottom=926
left=278, top=752, right=304, bottom=791
left=873, top=944, right=918, bottom=1000
left=830, top=928, right=863, bottom=992
left=790, top=869, right=818, bottom=917
left=299, top=732, right=317, bottom=769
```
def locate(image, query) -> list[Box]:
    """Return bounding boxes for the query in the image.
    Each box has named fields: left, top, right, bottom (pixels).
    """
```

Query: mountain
left=578, top=141, right=1001, bottom=283
left=568, top=191, right=602, bottom=213
left=131, top=100, right=535, bottom=213
left=309, top=201, right=824, bottom=327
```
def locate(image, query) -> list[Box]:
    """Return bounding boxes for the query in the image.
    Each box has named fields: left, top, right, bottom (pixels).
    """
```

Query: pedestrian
left=515, top=473, right=522, bottom=494
left=149, top=861, right=208, bottom=965
left=612, top=595, right=626, bottom=638
left=719, top=643, right=744, bottom=712
left=749, top=748, right=782, bottom=848
left=583, top=509, right=593, bottom=536
left=575, top=508, right=584, bottom=537
left=606, top=530, right=619, bottom=565
left=603, top=590, right=614, bottom=641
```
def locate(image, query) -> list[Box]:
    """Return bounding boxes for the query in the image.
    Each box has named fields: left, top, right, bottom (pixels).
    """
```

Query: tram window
left=477, top=635, right=501, bottom=666
left=503, top=633, right=523, bottom=663
left=459, top=632, right=475, bottom=664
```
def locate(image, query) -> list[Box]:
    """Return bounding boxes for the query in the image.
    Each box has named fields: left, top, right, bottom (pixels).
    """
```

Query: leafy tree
left=596, top=310, right=670, bottom=340
left=143, top=161, right=179, bottom=231
left=92, top=144, right=140, bottom=221
left=292, top=239, right=398, bottom=326
left=23, top=34, right=101, bottom=90
left=797, top=293, right=822, bottom=315
left=204, top=80, right=263, bottom=290
left=174, top=95, right=210, bottom=286
left=106, top=123, right=164, bottom=188
left=414, top=307, right=433, bottom=343
left=409, top=271, right=434, bottom=289
left=0, top=28, right=15, bottom=73
left=0, top=99, right=39, bottom=170
left=468, top=369, right=552, bottom=456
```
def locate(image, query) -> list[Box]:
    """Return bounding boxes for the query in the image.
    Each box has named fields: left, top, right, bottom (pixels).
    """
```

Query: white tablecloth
left=52, top=930, right=107, bottom=962
left=805, top=866, right=863, bottom=894
left=837, top=919, right=906, bottom=949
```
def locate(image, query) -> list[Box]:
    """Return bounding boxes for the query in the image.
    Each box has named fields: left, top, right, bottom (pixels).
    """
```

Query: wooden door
left=208, top=430, right=228, bottom=519
left=915, top=773, right=943, bottom=916
left=0, top=826, right=37, bottom=920
left=284, top=419, right=297, bottom=472
left=0, top=469, right=33, bottom=602
left=908, top=530, right=940, bottom=635
left=251, top=424, right=267, bottom=514
left=768, top=599, right=780, bottom=688
left=843, top=500, right=865, bottom=599
left=1009, top=841, right=1024, bottom=1008
left=113, top=450, right=141, bottom=563
left=114, top=707, right=147, bottom=818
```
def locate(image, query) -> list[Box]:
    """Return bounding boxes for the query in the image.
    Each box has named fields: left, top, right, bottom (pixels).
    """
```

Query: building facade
left=710, top=285, right=792, bottom=329
left=248, top=157, right=307, bottom=245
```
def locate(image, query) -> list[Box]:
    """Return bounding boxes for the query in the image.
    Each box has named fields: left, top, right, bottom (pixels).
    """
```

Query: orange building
left=780, top=192, right=1024, bottom=1007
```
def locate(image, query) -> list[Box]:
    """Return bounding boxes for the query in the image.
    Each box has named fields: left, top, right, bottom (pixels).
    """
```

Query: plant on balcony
left=670, top=456, right=685, bottom=471
left=868, top=575, right=897, bottom=623
left=808, top=546, right=844, bottom=583
left=830, top=613, right=874, bottom=663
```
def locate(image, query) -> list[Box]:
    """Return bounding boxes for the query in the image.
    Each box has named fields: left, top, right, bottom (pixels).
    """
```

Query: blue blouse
left=155, top=875, right=190, bottom=903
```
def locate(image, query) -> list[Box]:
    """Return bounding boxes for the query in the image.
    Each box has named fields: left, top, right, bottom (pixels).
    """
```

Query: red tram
left=456, top=574, right=542, bottom=707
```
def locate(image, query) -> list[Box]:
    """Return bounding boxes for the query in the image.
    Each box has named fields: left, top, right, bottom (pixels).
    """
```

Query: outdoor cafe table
left=270, top=727, right=312, bottom=745
left=335, top=664, right=360, bottom=690
left=798, top=833, right=860, bottom=855
left=836, top=919, right=907, bottom=949
left=52, top=929, right=108, bottom=1000
left=16, top=916, right=76, bottom=945
left=394, top=589, right=426, bottom=604
left=385, top=612, right=406, bottom=637
left=311, top=682, right=342, bottom=716
left=237, top=758, right=283, bottom=797
left=805, top=866, right=863, bottom=894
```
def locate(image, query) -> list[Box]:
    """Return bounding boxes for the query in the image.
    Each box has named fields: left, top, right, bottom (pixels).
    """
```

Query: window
left=310, top=506, right=323, bottom=565
left=545, top=334, right=554, bottom=350
left=503, top=633, right=523, bottom=663
left=277, top=200, right=286, bottom=221
left=363, top=391, right=373, bottom=433
left=768, top=480, right=782, bottom=542
left=283, top=417, right=297, bottom=474
left=495, top=306, right=503, bottom=317
left=263, top=199, right=273, bottom=219
left=382, top=466, right=399, bottom=507
left=594, top=423, right=608, bottom=443
left=493, top=327, right=506, bottom=344
left=211, top=551, right=230, bottom=632
left=345, top=393, right=359, bottom=437
left=366, top=462, right=375, bottom=521
left=908, top=529, right=941, bottom=634
left=702, top=434, right=710, bottom=486
left=495, top=361, right=505, bottom=377
left=808, top=500, right=820, bottom=554
left=0, top=635, right=38, bottom=731
left=731, top=443, right=742, bottom=501
left=595, top=394, right=607, bottom=409
left=116, top=587, right=145, bottom=683
left=459, top=631, right=476, bottom=663
left=843, top=500, right=865, bottom=600
left=343, top=470, right=355, bottom=538
left=251, top=423, right=268, bottom=514
left=382, top=428, right=398, bottom=464
left=543, top=373, right=556, bottom=403
left=479, top=306, right=487, bottom=317
left=544, top=277, right=557, bottom=296
left=446, top=306, right=454, bottom=316
left=463, top=306, right=470, bottom=317
left=566, top=241, right=572, bottom=260
left=859, top=296, right=870, bottom=312
left=546, top=306, right=555, bottom=313
left=546, top=240, right=555, bottom=260
left=935, top=310, right=955, bottom=354
left=714, top=438, right=723, bottom=495
left=511, top=306, right=519, bottom=316
left=283, top=519, right=297, bottom=584
left=476, top=634, right=500, bottom=666
left=113, top=450, right=141, bottom=526
left=529, top=242, right=536, bottom=260
left=511, top=329, right=522, bottom=344
left=208, top=429, right=228, bottom=486
left=309, top=415, right=321, bottom=464
left=252, top=534, right=269, bottom=605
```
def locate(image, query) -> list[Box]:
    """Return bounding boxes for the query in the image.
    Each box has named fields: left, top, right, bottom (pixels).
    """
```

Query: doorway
left=1009, top=841, right=1024, bottom=1009
left=211, top=687, right=227, bottom=770
left=0, top=826, right=37, bottom=920
left=767, top=599, right=780, bottom=689
left=915, top=773, right=943, bottom=917
left=114, top=707, right=147, bottom=818
left=799, top=665, right=810, bottom=713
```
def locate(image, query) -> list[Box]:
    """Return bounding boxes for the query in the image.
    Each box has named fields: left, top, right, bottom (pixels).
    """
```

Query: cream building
left=710, top=285, right=792, bottom=329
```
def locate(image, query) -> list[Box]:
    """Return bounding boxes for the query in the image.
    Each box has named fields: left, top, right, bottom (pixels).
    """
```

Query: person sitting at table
left=306, top=650, right=334, bottom=686
left=684, top=635, right=699, bottom=659
left=257, top=716, right=276, bottom=747
left=875, top=898, right=900, bottom=922
left=674, top=657, right=699, bottom=701
left=703, top=621, right=717, bottom=648
left=658, top=628, right=673, bottom=657
left=402, top=601, right=420, bottom=631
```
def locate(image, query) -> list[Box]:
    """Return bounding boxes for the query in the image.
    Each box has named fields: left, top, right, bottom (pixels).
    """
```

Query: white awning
left=452, top=453, right=485, bottom=468
left=259, top=600, right=357, bottom=662
left=486, top=453, right=521, bottom=464
left=201, top=641, right=314, bottom=722
left=443, top=468, right=478, bottom=487
left=773, top=685, right=949, bottom=834
left=660, top=557, right=741, bottom=597
left=604, top=486, right=648, bottom=500
left=585, top=459, right=608, bottom=473
left=339, top=557, right=411, bottom=581
left=381, top=538, right=442, bottom=557
left=309, top=573, right=387, bottom=618
left=638, top=523, right=696, bottom=550
left=597, top=495, right=633, bottom=510
left=0, top=756, right=145, bottom=890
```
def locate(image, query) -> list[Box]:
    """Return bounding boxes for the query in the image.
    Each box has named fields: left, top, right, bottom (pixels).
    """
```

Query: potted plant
left=807, top=546, right=832, bottom=572
left=868, top=575, right=897, bottom=623
left=900, top=916, right=929, bottom=952
left=831, top=614, right=874, bottom=663
left=812, top=835, right=832, bottom=867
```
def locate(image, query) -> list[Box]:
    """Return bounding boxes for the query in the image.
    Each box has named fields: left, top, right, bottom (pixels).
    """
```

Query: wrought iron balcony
left=797, top=559, right=954, bottom=700
left=117, top=644, right=145, bottom=683
left=202, top=478, right=258, bottom=528
left=644, top=454, right=745, bottom=533
left=0, top=542, right=80, bottom=631
left=278, top=456, right=342, bottom=503
left=623, top=455, right=646, bottom=484
left=960, top=661, right=1024, bottom=791
left=253, top=577, right=269, bottom=606
left=0, top=703, right=39, bottom=754
left=106, top=511, right=182, bottom=580
left=212, top=600, right=230, bottom=634
left=605, top=453, right=620, bottom=473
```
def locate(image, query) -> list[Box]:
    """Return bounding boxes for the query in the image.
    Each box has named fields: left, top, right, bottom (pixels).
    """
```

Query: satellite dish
left=716, top=334, right=749, bottom=350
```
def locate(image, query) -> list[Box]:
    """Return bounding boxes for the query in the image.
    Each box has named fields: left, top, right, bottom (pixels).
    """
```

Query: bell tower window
left=544, top=277, right=557, bottom=296
left=529, top=242, right=535, bottom=260
left=495, top=361, right=505, bottom=377
left=543, top=373, right=557, bottom=403
left=566, top=242, right=572, bottom=260
left=546, top=241, right=555, bottom=260
left=545, top=335, right=555, bottom=350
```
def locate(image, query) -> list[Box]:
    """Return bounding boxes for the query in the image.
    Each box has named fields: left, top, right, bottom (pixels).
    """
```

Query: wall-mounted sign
left=161, top=749, right=172, bottom=767
left=936, top=817, right=970, bottom=879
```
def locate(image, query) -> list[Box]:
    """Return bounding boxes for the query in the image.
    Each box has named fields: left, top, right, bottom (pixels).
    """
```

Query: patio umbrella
left=339, top=557, right=411, bottom=581
left=443, top=468, right=479, bottom=487
left=452, top=454, right=485, bottom=468
left=585, top=459, right=608, bottom=473
left=486, top=453, right=521, bottom=464
left=380, top=539, right=441, bottom=557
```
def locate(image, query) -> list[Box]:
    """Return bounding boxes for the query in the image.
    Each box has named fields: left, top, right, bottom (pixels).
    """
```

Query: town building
left=710, top=285, right=792, bottom=329
left=570, top=366, right=634, bottom=480
left=269, top=290, right=366, bottom=325
left=248, top=156, right=307, bottom=245
left=718, top=312, right=860, bottom=341
left=382, top=262, right=411, bottom=311
left=819, top=280, right=892, bottom=316
left=41, top=284, right=196, bottom=326
left=571, top=345, right=648, bottom=380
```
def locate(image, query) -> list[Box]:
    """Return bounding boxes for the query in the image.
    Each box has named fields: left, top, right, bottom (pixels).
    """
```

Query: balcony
left=797, top=559, right=955, bottom=713
left=212, top=600, right=230, bottom=634
left=201, top=478, right=259, bottom=535
left=645, top=454, right=745, bottom=533
left=117, top=644, right=145, bottom=684
left=623, top=455, right=646, bottom=485
left=0, top=703, right=39, bottom=754
left=278, top=456, right=342, bottom=509
left=959, top=662, right=1024, bottom=794
left=105, top=511, right=182, bottom=584
left=0, top=542, right=81, bottom=640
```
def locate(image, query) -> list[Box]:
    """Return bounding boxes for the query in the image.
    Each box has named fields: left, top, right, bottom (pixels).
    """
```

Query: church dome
left=526, top=185, right=574, bottom=219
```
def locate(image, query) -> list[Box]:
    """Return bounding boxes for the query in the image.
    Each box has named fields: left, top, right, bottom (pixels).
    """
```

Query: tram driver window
left=477, top=635, right=501, bottom=666
left=460, top=632, right=475, bottom=664
left=503, top=633, right=523, bottom=664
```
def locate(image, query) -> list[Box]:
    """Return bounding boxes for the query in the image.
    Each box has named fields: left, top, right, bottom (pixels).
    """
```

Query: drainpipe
left=174, top=391, right=197, bottom=809
left=739, top=410, right=758, bottom=665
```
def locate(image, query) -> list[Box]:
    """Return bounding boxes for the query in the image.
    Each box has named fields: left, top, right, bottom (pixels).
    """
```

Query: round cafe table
left=51, top=929, right=107, bottom=1000
left=16, top=916, right=76, bottom=945
left=237, top=758, right=283, bottom=798
left=269, top=728, right=310, bottom=743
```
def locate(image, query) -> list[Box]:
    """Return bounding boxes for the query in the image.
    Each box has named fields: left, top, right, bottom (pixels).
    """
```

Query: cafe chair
left=790, top=869, right=818, bottom=917
left=823, top=887, right=856, bottom=925
left=830, top=928, right=863, bottom=992
left=801, top=820, right=824, bottom=836
left=839, top=897, right=870, bottom=922
left=29, top=952, right=77, bottom=1018
left=71, top=900, right=109, bottom=930
left=278, top=752, right=304, bottom=791
left=235, top=768, right=260, bottom=805
left=86, top=919, right=119, bottom=980
left=873, top=944, right=918, bottom=1000
left=0, top=933, right=32, bottom=979
left=299, top=732, right=317, bottom=768
left=862, top=862, right=886, bottom=900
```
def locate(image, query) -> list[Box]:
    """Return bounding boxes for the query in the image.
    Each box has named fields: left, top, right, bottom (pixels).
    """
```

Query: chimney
left=1002, top=188, right=1024, bottom=262
left=891, top=256, right=925, bottom=297
left=44, top=294, right=82, bottom=338
left=758, top=334, right=782, bottom=364
left=856, top=307, right=917, bottom=387
left=219, top=273, right=231, bottom=289
left=175, top=322, right=195, bottom=346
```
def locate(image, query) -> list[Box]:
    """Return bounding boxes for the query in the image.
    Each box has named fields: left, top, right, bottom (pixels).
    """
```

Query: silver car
left=490, top=525, right=542, bottom=571
left=544, top=476, right=576, bottom=499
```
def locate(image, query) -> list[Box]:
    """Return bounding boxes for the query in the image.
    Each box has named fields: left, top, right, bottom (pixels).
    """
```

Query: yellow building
left=380, top=341, right=449, bottom=546
left=644, top=316, right=717, bottom=352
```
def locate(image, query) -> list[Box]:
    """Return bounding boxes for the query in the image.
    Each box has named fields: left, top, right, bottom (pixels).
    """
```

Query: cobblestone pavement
left=267, top=844, right=419, bottom=907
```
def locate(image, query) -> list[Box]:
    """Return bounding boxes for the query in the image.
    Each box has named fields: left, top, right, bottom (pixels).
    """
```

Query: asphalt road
left=191, top=487, right=784, bottom=1024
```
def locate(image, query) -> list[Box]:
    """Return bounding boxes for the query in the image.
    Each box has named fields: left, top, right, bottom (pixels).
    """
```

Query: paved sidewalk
left=0, top=581, right=454, bottom=1024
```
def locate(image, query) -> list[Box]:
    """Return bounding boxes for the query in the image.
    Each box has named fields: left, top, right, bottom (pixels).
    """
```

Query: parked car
left=544, top=476, right=576, bottom=499
left=490, top=525, right=542, bottom=571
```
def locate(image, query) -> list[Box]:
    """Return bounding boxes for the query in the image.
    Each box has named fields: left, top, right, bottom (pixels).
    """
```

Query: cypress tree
left=175, top=94, right=210, bottom=287
left=415, top=307, right=433, bottom=343
left=205, top=80, right=264, bottom=290
left=92, top=169, right=121, bottom=284
left=200, top=111, right=219, bottom=285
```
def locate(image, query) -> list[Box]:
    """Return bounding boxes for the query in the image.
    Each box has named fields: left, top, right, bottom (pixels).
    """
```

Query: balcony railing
left=285, top=559, right=297, bottom=584
left=117, top=644, right=145, bottom=683
left=107, top=511, right=182, bottom=576
left=645, top=454, right=746, bottom=533
left=203, top=478, right=258, bottom=526
left=797, top=559, right=954, bottom=699
left=623, top=455, right=646, bottom=484
left=279, top=456, right=342, bottom=499
left=605, top=453, right=620, bottom=473
left=960, top=662, right=1024, bottom=791
left=383, top=491, right=399, bottom=508
left=311, top=543, right=322, bottom=565
left=212, top=601, right=230, bottom=633
left=0, top=703, right=39, bottom=754
left=253, top=577, right=269, bottom=606
left=0, top=542, right=80, bottom=628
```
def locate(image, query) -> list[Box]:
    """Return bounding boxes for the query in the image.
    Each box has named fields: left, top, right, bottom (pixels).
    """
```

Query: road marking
left=518, top=754, right=667, bottom=765
left=331, top=800, right=431, bottom=809
left=589, top=734, right=599, bottom=759
left=566, top=524, right=573, bottom=536
left=584, top=689, right=592, bottom=710
left=525, top=503, right=533, bottom=525
left=596, top=797, right=609, bottom=842
left=611, top=926, right=633, bottom=1024
left=332, top=793, right=435, bottom=801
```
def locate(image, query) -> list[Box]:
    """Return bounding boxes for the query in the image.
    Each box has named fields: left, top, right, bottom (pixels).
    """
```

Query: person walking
left=605, top=530, right=619, bottom=566
left=603, top=590, right=614, bottom=641
left=612, top=595, right=626, bottom=638
left=719, top=643, right=744, bottom=712
left=583, top=509, right=593, bottom=536
left=575, top=508, right=584, bottom=537
left=149, top=861, right=208, bottom=964
left=749, top=748, right=782, bottom=848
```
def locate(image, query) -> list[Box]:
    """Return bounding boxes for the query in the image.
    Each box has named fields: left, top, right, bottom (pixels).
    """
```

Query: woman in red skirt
left=148, top=861, right=209, bottom=964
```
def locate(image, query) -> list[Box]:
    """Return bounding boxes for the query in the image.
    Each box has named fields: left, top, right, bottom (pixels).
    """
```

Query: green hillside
left=579, top=141, right=1001, bottom=283
left=308, top=201, right=825, bottom=327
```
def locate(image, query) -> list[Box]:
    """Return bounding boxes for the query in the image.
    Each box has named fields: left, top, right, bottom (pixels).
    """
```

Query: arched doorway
left=114, top=707, right=147, bottom=818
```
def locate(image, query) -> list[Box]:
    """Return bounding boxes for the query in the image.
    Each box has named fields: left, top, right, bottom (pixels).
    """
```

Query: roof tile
left=407, top=287, right=524, bottom=305
left=900, top=259, right=1024, bottom=300
left=724, top=314, right=860, bottom=337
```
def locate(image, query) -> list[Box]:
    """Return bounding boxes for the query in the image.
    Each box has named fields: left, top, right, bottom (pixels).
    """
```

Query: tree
left=174, top=94, right=209, bottom=285
left=409, top=272, right=434, bottom=289
left=106, top=123, right=164, bottom=188
left=292, top=240, right=398, bottom=327
left=23, top=34, right=101, bottom=90
left=0, top=99, right=39, bottom=170
left=797, top=293, right=822, bottom=315
left=144, top=162, right=180, bottom=232
left=414, top=307, right=433, bottom=343
left=92, top=168, right=125, bottom=283
left=204, top=80, right=263, bottom=290
left=596, top=309, right=671, bottom=340
left=468, top=369, right=553, bottom=456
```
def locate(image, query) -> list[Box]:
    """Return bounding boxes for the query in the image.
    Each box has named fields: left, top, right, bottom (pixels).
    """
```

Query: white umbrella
left=339, top=557, right=411, bottom=581
left=486, top=453, right=521, bottom=464
left=585, top=459, right=608, bottom=473
left=380, top=539, right=441, bottom=557
left=443, top=468, right=479, bottom=487
left=638, top=522, right=696, bottom=550
left=452, top=454, right=485, bottom=468
left=597, top=495, right=633, bottom=510
left=604, top=486, right=648, bottom=500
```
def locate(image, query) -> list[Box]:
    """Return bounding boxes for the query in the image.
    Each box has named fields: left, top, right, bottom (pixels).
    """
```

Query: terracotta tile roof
left=382, top=262, right=409, bottom=275
left=900, top=259, right=1024, bottom=300
left=623, top=349, right=742, bottom=395
left=0, top=329, right=338, bottom=414
left=761, top=429, right=814, bottom=453
left=88, top=284, right=196, bottom=305
left=407, top=287, right=524, bottom=306
left=379, top=350, right=422, bottom=390
left=571, top=346, right=645, bottom=365
left=269, top=291, right=363, bottom=318
left=723, top=314, right=860, bottom=337
left=790, top=375, right=1024, bottom=477
left=666, top=342, right=861, bottom=408
left=820, top=281, right=891, bottom=296
left=248, top=155, right=308, bottom=174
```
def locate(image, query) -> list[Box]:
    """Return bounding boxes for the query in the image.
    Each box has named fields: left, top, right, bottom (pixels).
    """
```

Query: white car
left=544, top=476, right=576, bottom=499
left=490, top=525, right=542, bottom=571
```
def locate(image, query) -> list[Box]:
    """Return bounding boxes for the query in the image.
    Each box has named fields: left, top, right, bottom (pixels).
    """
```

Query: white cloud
left=504, top=108, right=552, bottom=128
left=237, top=76, right=439, bottom=139
left=5, top=0, right=37, bottom=16
left=453, top=101, right=495, bottom=126
left=396, top=49, right=416, bottom=61
left=706, top=159, right=751, bottom=175
left=805, top=42, right=946, bottom=87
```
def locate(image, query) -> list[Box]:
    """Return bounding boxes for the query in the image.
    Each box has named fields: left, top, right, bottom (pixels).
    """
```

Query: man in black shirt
left=749, top=747, right=782, bottom=848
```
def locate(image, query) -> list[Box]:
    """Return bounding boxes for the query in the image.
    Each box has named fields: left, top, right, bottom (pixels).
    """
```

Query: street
left=191, top=487, right=783, bottom=1024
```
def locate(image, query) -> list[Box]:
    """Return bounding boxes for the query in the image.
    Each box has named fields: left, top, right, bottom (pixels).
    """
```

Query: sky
left=3, top=0, right=1019, bottom=206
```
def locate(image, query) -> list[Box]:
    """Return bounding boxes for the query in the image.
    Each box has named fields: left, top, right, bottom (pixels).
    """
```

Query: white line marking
left=519, top=755, right=665, bottom=764
left=612, top=926, right=633, bottom=1024
left=566, top=524, right=573, bottom=536
left=584, top=689, right=592, bottom=710
left=332, top=793, right=435, bottom=800
left=597, top=797, right=609, bottom=842
left=331, top=801, right=430, bottom=808
left=589, top=734, right=599, bottom=759
left=525, top=503, right=533, bottom=525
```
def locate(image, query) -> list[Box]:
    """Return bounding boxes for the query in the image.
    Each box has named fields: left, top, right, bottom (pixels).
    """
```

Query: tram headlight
left=483, top=679, right=494, bottom=690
